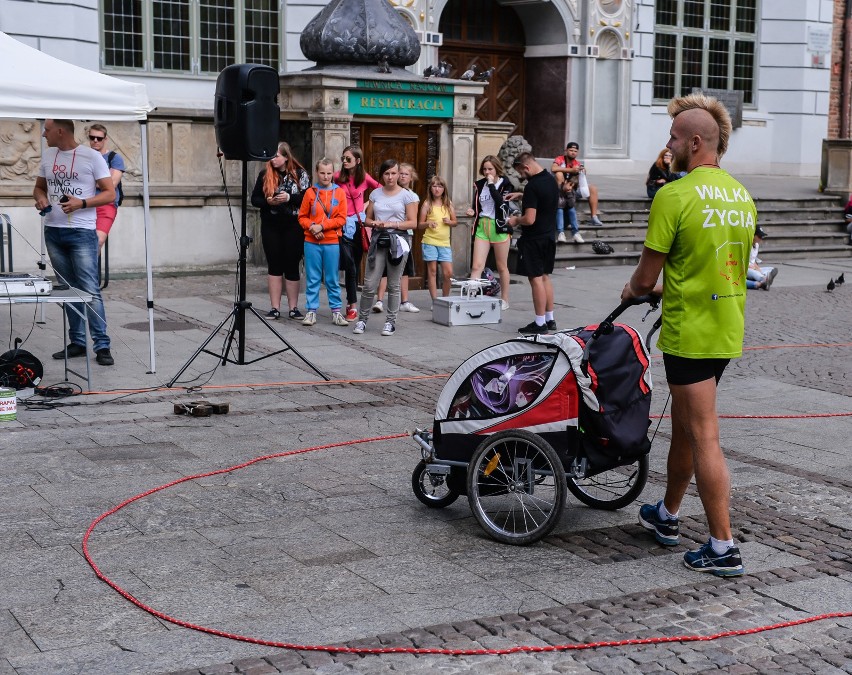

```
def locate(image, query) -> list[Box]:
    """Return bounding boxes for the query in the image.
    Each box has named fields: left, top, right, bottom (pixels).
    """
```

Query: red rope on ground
left=82, top=433, right=852, bottom=657
left=651, top=412, right=852, bottom=420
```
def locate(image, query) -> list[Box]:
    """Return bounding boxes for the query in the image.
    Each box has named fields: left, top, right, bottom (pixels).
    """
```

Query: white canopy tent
left=0, top=31, right=158, bottom=372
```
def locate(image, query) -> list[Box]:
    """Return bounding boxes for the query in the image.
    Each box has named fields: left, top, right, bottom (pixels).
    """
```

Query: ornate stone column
left=449, top=116, right=478, bottom=277
left=307, top=112, right=354, bottom=169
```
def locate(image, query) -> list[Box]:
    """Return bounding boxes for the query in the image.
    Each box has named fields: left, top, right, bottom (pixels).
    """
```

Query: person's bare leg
left=665, top=379, right=732, bottom=541
left=589, top=184, right=600, bottom=217
left=268, top=275, right=283, bottom=310
left=469, top=238, right=490, bottom=282
left=662, top=394, right=695, bottom=515
left=96, top=230, right=108, bottom=253
left=426, top=261, right=437, bottom=300
left=376, top=277, right=387, bottom=305
left=528, top=276, right=547, bottom=316
left=492, top=239, right=511, bottom=304
left=285, top=278, right=300, bottom=311
left=543, top=274, right=554, bottom=313
left=401, top=275, right=410, bottom=303
left=440, top=261, right=453, bottom=297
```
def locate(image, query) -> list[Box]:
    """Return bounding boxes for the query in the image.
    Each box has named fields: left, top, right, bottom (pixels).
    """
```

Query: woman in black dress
left=250, top=142, right=310, bottom=319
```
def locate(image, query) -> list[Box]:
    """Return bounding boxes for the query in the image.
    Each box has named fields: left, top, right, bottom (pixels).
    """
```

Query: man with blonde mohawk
left=622, top=93, right=756, bottom=577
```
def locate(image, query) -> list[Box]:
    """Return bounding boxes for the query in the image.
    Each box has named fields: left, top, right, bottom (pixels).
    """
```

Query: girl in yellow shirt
left=418, top=175, right=458, bottom=302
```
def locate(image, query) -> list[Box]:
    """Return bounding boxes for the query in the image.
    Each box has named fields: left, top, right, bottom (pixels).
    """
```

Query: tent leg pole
left=140, top=121, right=156, bottom=374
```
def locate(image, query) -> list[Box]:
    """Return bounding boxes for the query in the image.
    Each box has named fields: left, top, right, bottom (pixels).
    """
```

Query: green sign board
left=349, top=91, right=453, bottom=118
left=349, top=80, right=455, bottom=118
left=355, top=80, right=454, bottom=94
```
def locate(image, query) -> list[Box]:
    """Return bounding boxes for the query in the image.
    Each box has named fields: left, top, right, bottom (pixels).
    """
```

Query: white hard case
left=432, top=281, right=502, bottom=326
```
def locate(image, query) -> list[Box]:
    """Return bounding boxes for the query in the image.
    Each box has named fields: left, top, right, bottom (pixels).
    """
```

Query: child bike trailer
left=411, top=296, right=658, bottom=545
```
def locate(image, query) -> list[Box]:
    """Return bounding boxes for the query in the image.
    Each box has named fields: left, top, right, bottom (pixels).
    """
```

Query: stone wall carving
left=0, top=121, right=41, bottom=181
left=0, top=120, right=145, bottom=189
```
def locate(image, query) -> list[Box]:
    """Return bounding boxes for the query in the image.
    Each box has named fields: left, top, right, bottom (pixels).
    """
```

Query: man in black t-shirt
left=508, top=152, right=559, bottom=335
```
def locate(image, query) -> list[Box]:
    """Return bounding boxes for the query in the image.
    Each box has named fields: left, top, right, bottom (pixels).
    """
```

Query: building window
left=102, top=0, right=280, bottom=75
left=653, top=0, right=757, bottom=104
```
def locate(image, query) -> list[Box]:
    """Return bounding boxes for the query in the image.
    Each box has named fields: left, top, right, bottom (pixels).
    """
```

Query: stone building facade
left=0, top=0, right=839, bottom=272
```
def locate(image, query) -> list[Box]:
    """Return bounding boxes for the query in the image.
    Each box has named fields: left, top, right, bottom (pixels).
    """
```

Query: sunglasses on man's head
left=89, top=135, right=105, bottom=141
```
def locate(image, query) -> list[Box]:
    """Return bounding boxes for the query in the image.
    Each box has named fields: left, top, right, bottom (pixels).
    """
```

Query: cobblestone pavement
left=1, top=254, right=850, bottom=674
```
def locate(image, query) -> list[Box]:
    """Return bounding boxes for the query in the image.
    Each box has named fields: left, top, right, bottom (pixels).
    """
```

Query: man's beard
left=670, top=148, right=689, bottom=173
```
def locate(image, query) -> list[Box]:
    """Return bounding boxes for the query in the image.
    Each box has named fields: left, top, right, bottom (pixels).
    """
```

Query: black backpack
left=570, top=323, right=652, bottom=474
left=107, top=151, right=124, bottom=206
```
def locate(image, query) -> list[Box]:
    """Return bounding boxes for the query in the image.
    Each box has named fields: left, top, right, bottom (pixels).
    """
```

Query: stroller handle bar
left=581, top=294, right=661, bottom=371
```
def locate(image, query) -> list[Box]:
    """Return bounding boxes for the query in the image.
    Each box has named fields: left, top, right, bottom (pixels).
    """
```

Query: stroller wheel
left=467, top=430, right=566, bottom=546
left=567, top=454, right=649, bottom=510
left=411, top=460, right=459, bottom=508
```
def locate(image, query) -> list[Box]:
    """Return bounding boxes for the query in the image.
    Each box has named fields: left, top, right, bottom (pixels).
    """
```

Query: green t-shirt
left=645, top=167, right=756, bottom=358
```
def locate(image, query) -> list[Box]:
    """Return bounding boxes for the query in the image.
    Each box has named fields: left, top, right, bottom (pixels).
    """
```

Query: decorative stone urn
left=300, top=0, right=421, bottom=68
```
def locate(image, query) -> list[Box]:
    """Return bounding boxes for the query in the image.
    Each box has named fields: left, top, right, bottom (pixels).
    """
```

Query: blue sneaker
left=638, top=500, right=680, bottom=546
left=683, top=540, right=745, bottom=577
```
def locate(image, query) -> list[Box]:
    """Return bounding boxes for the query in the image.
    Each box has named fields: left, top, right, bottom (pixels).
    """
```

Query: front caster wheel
left=412, top=460, right=459, bottom=508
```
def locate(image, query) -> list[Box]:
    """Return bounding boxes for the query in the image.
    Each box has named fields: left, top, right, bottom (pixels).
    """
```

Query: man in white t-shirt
left=33, top=119, right=116, bottom=366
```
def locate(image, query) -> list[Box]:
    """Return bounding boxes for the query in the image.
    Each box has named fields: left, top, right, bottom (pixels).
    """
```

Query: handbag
left=494, top=201, right=518, bottom=235
left=360, top=221, right=372, bottom=252
left=577, top=171, right=591, bottom=199
left=345, top=184, right=372, bottom=252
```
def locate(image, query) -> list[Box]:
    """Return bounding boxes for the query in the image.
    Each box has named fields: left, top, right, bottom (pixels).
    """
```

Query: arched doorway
left=439, top=0, right=526, bottom=133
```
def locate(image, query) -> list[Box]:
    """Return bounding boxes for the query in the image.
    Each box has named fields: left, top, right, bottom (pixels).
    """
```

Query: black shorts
left=261, top=220, right=303, bottom=280
left=516, top=236, right=556, bottom=278
left=663, top=353, right=730, bottom=386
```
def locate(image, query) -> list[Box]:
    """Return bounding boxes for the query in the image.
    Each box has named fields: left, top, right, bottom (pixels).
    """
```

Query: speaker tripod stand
left=167, top=161, right=328, bottom=387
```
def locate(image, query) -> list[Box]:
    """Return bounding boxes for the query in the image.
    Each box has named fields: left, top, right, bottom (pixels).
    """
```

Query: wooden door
left=351, top=123, right=437, bottom=290
left=439, top=0, right=525, bottom=133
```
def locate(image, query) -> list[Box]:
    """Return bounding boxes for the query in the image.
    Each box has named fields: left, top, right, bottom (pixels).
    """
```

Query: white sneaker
left=331, top=312, right=349, bottom=326
left=381, top=322, right=396, bottom=336
left=352, top=320, right=366, bottom=334
left=557, top=231, right=568, bottom=244
left=501, top=299, right=509, bottom=311
left=400, top=301, right=420, bottom=313
left=572, top=232, right=585, bottom=244
left=301, top=311, right=317, bottom=326
left=372, top=300, right=383, bottom=313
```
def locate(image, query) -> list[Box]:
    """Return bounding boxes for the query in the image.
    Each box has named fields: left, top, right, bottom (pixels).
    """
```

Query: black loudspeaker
left=214, top=64, right=280, bottom=161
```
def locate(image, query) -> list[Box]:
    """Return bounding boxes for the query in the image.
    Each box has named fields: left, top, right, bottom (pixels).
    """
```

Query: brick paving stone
left=199, top=665, right=238, bottom=675
left=237, top=664, right=281, bottom=675
left=261, top=652, right=310, bottom=671
left=725, top=666, right=760, bottom=675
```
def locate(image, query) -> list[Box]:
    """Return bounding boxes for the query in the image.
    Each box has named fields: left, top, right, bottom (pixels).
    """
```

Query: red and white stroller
left=411, top=296, right=660, bottom=545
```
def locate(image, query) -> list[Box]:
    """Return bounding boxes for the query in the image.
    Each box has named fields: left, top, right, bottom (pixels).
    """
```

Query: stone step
left=562, top=231, right=847, bottom=251
left=585, top=195, right=843, bottom=212
left=506, top=194, right=851, bottom=271
left=535, top=237, right=852, bottom=269
left=581, top=209, right=845, bottom=228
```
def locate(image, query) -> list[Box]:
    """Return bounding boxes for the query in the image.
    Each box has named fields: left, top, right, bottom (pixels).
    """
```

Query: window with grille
left=652, top=0, right=757, bottom=104
left=102, top=0, right=280, bottom=74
